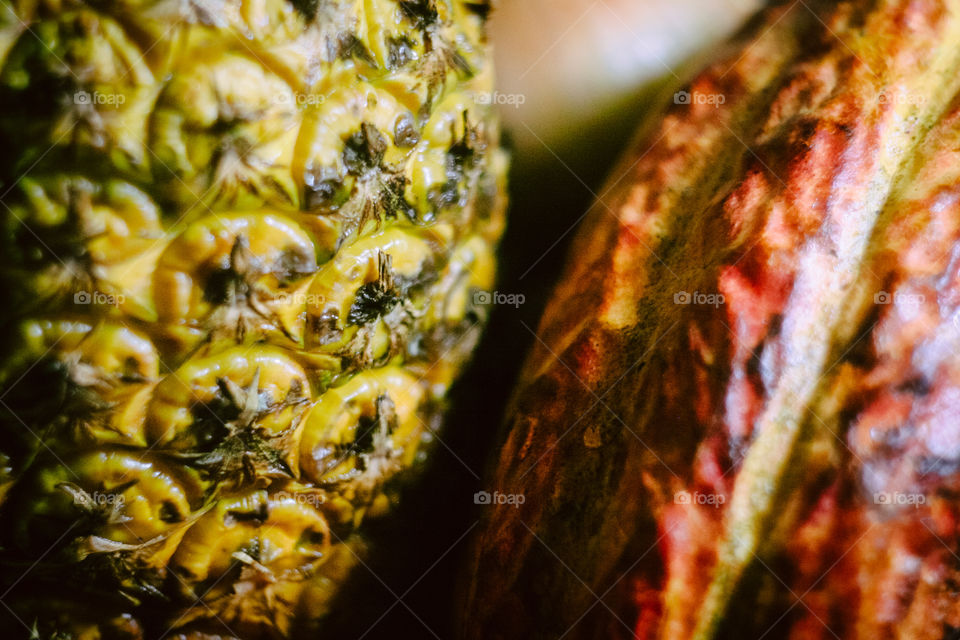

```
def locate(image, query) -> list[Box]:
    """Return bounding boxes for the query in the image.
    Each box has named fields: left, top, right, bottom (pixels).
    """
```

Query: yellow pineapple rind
left=0, top=0, right=504, bottom=636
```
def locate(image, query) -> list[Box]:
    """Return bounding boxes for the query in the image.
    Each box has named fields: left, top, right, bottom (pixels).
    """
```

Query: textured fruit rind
left=463, top=1, right=960, bottom=639
left=0, top=0, right=505, bottom=637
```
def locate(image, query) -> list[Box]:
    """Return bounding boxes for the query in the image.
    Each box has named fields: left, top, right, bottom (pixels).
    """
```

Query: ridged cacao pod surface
left=464, top=1, right=960, bottom=639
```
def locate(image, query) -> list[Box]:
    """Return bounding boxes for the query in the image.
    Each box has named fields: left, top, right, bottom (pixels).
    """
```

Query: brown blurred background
left=320, top=1, right=760, bottom=637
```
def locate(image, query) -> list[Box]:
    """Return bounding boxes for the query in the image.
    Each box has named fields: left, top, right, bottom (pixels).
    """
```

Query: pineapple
left=0, top=0, right=505, bottom=637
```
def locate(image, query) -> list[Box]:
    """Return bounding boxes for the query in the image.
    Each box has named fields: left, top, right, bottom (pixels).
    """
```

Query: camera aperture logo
left=473, top=290, right=525, bottom=308
left=474, top=490, right=525, bottom=508
left=74, top=290, right=125, bottom=307
left=673, top=290, right=725, bottom=308
left=674, top=490, right=725, bottom=507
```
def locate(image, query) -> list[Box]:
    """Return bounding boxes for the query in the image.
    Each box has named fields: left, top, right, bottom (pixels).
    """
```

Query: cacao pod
left=464, top=1, right=960, bottom=639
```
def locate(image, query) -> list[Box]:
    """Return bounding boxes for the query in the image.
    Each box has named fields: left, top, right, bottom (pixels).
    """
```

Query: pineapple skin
left=0, top=0, right=505, bottom=637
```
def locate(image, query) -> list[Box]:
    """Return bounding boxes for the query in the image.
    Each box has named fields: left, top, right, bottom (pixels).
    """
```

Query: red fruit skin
left=462, top=1, right=960, bottom=639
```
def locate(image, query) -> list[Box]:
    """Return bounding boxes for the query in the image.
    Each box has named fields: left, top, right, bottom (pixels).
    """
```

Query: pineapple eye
left=185, top=401, right=233, bottom=451
left=347, top=402, right=387, bottom=460
left=290, top=0, right=320, bottom=19
left=159, top=500, right=184, bottom=523
left=399, top=0, right=440, bottom=28
left=0, top=320, right=159, bottom=450
left=306, top=178, right=342, bottom=207
left=16, top=450, right=200, bottom=551
left=226, top=502, right=269, bottom=525
left=304, top=227, right=438, bottom=354
left=421, top=234, right=496, bottom=330
left=150, top=51, right=301, bottom=210
left=347, top=277, right=403, bottom=327
left=202, top=265, right=242, bottom=306
left=302, top=528, right=329, bottom=547
left=394, top=112, right=421, bottom=147
left=171, top=490, right=329, bottom=587
left=304, top=165, right=346, bottom=210
left=121, top=356, right=143, bottom=382
left=276, top=249, right=320, bottom=284
left=300, top=367, right=426, bottom=505
left=4, top=176, right=163, bottom=314
left=387, top=37, right=419, bottom=71
left=154, top=213, right=319, bottom=345
left=342, top=123, right=389, bottom=175
left=147, top=345, right=318, bottom=452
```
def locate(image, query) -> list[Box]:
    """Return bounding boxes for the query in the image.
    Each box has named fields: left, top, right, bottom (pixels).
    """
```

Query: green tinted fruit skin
left=0, top=0, right=506, bottom=637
